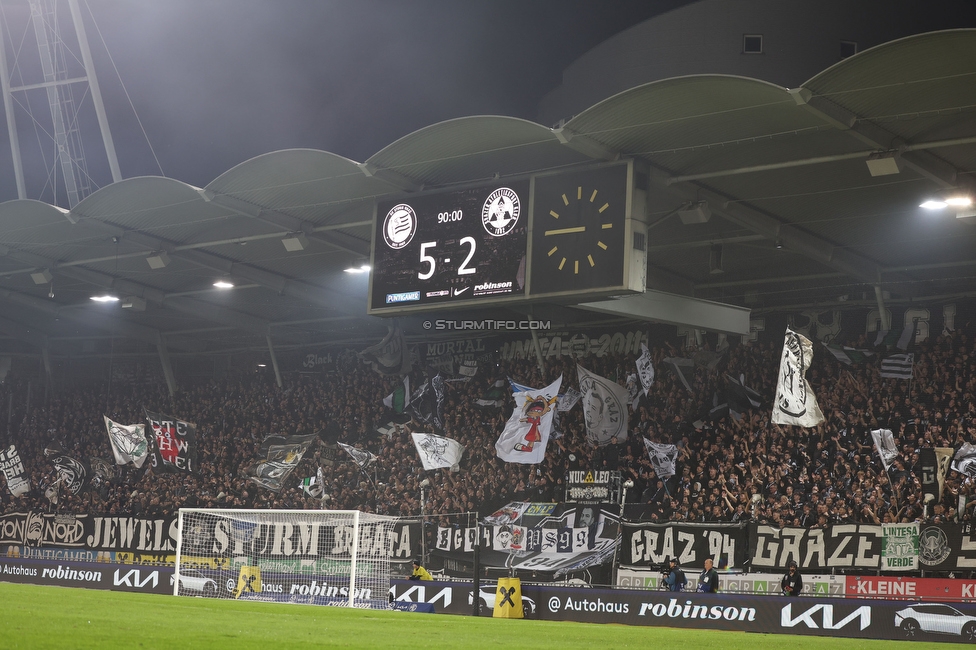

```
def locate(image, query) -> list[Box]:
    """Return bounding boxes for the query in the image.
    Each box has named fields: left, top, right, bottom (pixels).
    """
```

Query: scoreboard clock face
left=529, top=163, right=629, bottom=297
left=369, top=180, right=529, bottom=314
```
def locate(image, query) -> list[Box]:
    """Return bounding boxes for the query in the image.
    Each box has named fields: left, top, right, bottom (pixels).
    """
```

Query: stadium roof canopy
left=0, top=29, right=974, bottom=362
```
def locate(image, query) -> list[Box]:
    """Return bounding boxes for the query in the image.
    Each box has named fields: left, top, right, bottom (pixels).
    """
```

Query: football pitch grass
left=0, top=582, right=943, bottom=649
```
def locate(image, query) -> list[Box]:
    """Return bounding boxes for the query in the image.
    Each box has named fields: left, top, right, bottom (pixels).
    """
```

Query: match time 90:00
left=437, top=210, right=463, bottom=223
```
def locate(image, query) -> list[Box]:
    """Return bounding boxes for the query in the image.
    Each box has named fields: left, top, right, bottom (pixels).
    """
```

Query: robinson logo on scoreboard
left=482, top=188, right=520, bottom=237
left=382, top=204, right=418, bottom=249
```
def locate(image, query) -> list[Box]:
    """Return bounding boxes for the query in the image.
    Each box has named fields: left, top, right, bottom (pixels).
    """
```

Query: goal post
left=175, top=509, right=399, bottom=609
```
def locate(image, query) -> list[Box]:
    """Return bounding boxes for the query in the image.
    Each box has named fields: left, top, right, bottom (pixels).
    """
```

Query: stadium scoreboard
left=368, top=160, right=646, bottom=315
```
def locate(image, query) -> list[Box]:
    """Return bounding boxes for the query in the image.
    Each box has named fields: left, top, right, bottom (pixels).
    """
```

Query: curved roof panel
left=367, top=116, right=588, bottom=186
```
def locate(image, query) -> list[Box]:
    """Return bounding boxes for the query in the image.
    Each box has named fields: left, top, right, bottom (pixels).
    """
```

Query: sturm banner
left=177, top=514, right=420, bottom=562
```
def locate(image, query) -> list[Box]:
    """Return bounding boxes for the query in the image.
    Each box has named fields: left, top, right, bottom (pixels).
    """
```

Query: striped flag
left=880, top=353, right=913, bottom=379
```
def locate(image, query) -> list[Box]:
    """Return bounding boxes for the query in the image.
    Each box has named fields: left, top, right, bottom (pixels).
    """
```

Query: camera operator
left=663, top=557, right=686, bottom=592
left=781, top=560, right=802, bottom=596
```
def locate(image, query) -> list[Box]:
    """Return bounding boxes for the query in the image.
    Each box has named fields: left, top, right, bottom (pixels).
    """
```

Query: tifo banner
left=0, top=445, right=30, bottom=496
left=577, top=364, right=629, bottom=446
left=565, top=470, right=619, bottom=503
left=145, top=411, right=199, bottom=474
left=771, top=328, right=824, bottom=427
left=618, top=521, right=749, bottom=570
left=500, top=329, right=648, bottom=361
left=103, top=417, right=151, bottom=468
left=432, top=503, right=619, bottom=581
left=244, top=433, right=317, bottom=492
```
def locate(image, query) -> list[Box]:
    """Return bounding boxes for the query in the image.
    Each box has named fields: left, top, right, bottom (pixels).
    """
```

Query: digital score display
left=368, top=180, right=529, bottom=314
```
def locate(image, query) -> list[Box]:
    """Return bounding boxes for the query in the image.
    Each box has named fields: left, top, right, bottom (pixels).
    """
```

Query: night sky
left=0, top=0, right=691, bottom=198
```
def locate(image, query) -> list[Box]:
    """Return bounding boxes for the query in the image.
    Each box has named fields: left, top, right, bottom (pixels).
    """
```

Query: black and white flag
left=50, top=452, right=90, bottom=495
left=458, top=360, right=478, bottom=380
left=411, top=432, right=465, bottom=471
left=360, top=323, right=413, bottom=376
left=951, top=443, right=976, bottom=479
left=338, top=442, right=377, bottom=469
left=104, top=416, right=151, bottom=468
left=662, top=357, right=694, bottom=393
left=871, top=429, right=899, bottom=471
left=578, top=364, right=629, bottom=446
left=771, top=328, right=824, bottom=427
left=299, top=466, right=326, bottom=498
left=636, top=343, right=655, bottom=395
left=642, top=438, right=677, bottom=479
left=920, top=447, right=954, bottom=504
left=726, top=373, right=763, bottom=411
left=824, top=344, right=874, bottom=366
left=557, top=387, right=581, bottom=412
left=626, top=373, right=641, bottom=411
left=0, top=445, right=30, bottom=496
left=881, top=353, right=914, bottom=380
left=245, top=433, right=317, bottom=492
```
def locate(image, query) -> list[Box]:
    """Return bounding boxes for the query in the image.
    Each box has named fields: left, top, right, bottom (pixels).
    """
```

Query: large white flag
left=577, top=365, right=630, bottom=446
left=103, top=416, right=151, bottom=468
left=871, top=429, right=899, bottom=471
left=495, top=375, right=562, bottom=464
left=642, top=438, right=677, bottom=479
left=412, top=432, right=466, bottom=471
left=771, top=329, right=824, bottom=427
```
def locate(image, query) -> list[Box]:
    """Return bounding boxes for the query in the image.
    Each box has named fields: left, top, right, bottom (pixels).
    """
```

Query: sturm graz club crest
left=918, top=526, right=951, bottom=566
left=382, top=204, right=417, bottom=249
left=482, top=188, right=520, bottom=237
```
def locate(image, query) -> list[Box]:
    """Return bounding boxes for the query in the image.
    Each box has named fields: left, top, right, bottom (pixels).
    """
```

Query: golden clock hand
left=544, top=226, right=586, bottom=236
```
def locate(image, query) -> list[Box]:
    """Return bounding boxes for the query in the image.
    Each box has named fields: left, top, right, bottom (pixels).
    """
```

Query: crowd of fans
left=0, top=320, right=974, bottom=533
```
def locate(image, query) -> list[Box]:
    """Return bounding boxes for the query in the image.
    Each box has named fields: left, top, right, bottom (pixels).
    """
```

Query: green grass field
left=0, top=582, right=947, bottom=649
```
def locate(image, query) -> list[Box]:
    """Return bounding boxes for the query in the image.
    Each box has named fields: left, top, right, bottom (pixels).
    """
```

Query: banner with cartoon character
left=495, top=375, right=562, bottom=464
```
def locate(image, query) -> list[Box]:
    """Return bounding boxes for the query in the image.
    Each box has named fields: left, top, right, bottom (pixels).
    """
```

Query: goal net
left=175, top=509, right=399, bottom=609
